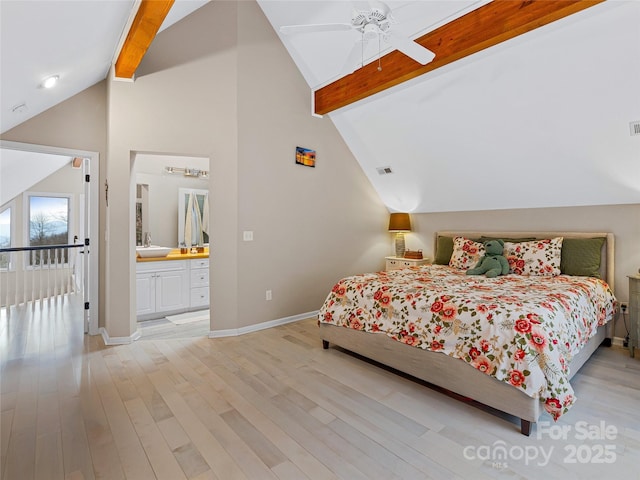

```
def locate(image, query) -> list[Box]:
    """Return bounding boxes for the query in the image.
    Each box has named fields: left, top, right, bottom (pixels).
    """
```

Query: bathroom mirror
left=178, top=188, right=209, bottom=247
left=135, top=184, right=149, bottom=246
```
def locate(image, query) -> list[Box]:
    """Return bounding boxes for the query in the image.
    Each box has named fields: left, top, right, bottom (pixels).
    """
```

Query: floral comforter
left=319, top=265, right=616, bottom=420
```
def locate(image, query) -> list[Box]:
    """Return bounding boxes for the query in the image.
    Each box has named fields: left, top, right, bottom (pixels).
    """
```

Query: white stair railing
left=0, top=243, right=84, bottom=314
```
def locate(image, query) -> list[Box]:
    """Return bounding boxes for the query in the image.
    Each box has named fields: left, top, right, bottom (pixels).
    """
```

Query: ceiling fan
left=279, top=1, right=436, bottom=76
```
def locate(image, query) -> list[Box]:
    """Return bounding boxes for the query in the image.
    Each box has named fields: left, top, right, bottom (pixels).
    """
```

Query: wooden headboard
left=436, top=231, right=615, bottom=291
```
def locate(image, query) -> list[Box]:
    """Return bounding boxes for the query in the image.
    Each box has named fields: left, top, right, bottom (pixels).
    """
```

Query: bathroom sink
left=136, top=246, right=173, bottom=258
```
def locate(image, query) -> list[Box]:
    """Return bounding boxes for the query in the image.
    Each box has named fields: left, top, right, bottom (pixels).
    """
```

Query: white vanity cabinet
left=136, top=257, right=210, bottom=319
left=189, top=258, right=210, bottom=308
left=136, top=260, right=190, bottom=318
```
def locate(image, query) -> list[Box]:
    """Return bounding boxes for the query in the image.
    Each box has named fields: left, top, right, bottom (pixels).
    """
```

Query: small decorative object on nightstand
left=385, top=256, right=430, bottom=271
left=628, top=275, right=640, bottom=358
left=388, top=212, right=412, bottom=258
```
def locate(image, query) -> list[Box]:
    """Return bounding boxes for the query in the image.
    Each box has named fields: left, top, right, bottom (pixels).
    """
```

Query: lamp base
left=395, top=233, right=406, bottom=258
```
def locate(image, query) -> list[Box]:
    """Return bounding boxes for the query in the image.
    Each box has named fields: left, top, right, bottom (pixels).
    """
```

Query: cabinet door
left=155, top=269, right=189, bottom=313
left=136, top=273, right=156, bottom=316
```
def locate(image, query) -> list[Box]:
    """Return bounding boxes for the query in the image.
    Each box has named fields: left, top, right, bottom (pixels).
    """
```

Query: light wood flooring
left=137, top=317, right=210, bottom=340
left=2, top=297, right=640, bottom=479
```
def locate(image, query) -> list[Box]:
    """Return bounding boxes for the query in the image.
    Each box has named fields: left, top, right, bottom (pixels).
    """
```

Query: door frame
left=0, top=140, right=100, bottom=335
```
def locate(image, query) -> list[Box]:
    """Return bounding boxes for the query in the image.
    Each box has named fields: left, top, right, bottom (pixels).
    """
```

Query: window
left=27, top=194, right=71, bottom=265
left=0, top=205, right=11, bottom=269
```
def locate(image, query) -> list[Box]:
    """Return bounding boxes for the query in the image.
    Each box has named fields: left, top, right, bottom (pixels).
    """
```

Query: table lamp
left=388, top=212, right=411, bottom=258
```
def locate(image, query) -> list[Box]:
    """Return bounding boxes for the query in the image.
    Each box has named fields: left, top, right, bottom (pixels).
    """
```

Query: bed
left=318, top=231, right=617, bottom=435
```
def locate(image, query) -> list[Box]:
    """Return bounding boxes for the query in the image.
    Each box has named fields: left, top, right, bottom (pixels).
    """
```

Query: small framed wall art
left=295, top=146, right=316, bottom=168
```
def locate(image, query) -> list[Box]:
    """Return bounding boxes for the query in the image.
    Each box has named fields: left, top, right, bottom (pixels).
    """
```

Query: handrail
left=0, top=243, right=85, bottom=253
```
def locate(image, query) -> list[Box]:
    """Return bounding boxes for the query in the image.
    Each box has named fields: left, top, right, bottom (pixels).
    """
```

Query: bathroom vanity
left=136, top=249, right=209, bottom=320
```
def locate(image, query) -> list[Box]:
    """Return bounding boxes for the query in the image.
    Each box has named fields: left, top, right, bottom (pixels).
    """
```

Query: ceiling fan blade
left=387, top=31, right=435, bottom=65
left=279, top=23, right=352, bottom=35
left=340, top=39, right=369, bottom=76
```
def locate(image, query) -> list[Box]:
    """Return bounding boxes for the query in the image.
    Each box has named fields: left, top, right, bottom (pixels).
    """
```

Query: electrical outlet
left=620, top=302, right=628, bottom=313
left=266, top=290, right=272, bottom=301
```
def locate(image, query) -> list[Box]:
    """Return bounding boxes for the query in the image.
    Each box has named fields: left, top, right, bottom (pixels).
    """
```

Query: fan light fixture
left=42, top=75, right=59, bottom=89
left=279, top=1, right=435, bottom=77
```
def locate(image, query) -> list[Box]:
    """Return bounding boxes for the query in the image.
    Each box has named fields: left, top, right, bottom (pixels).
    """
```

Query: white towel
left=192, top=193, right=203, bottom=246
left=185, top=192, right=193, bottom=247
left=202, top=193, right=209, bottom=236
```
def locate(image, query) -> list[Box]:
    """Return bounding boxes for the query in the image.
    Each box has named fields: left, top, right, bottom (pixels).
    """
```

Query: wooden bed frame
left=319, top=231, right=615, bottom=436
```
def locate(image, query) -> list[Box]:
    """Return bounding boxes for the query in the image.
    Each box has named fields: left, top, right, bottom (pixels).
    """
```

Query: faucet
left=144, top=232, right=152, bottom=247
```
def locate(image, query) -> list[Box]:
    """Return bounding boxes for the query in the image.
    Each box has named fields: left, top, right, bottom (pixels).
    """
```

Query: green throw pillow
left=479, top=236, right=537, bottom=243
left=434, top=236, right=454, bottom=265
left=560, top=237, right=605, bottom=278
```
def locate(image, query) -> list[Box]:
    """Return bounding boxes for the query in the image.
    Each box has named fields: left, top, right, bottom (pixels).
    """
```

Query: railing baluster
left=68, top=248, right=75, bottom=296
left=22, top=250, right=28, bottom=305
left=13, top=252, right=18, bottom=307
left=34, top=249, right=40, bottom=306
left=3, top=254, right=7, bottom=315
left=54, top=248, right=58, bottom=302
left=30, top=250, right=35, bottom=310
left=56, top=248, right=60, bottom=302
left=58, top=247, right=64, bottom=303
left=38, top=248, right=43, bottom=306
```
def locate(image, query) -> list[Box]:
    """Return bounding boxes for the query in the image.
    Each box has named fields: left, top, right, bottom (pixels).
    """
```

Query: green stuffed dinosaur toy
left=466, top=239, right=509, bottom=278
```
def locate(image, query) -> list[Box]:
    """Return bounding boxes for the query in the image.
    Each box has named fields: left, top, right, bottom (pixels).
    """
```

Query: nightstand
left=385, top=256, right=430, bottom=271
left=629, top=275, right=640, bottom=358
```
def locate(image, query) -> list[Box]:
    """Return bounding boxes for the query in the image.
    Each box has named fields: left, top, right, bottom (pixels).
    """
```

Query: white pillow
left=449, top=237, right=485, bottom=270
left=504, top=237, right=563, bottom=276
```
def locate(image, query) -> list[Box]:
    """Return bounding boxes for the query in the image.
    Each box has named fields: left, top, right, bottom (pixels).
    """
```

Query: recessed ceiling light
left=42, top=75, right=59, bottom=89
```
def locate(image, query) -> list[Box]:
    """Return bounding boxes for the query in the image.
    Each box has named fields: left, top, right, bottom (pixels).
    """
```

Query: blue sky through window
left=0, top=208, right=9, bottom=247
left=30, top=196, right=69, bottom=237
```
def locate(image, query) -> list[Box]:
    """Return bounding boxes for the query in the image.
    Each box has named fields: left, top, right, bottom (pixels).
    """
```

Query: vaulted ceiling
left=0, top=0, right=207, bottom=134
left=259, top=0, right=640, bottom=212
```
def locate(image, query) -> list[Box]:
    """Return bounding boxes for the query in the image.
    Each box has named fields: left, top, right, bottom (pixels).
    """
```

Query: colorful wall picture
left=296, top=146, right=316, bottom=168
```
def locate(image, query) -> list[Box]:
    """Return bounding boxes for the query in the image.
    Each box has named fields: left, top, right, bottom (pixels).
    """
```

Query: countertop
left=136, top=248, right=209, bottom=262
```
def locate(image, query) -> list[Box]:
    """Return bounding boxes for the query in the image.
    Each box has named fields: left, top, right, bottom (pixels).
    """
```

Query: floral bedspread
left=319, top=265, right=616, bottom=420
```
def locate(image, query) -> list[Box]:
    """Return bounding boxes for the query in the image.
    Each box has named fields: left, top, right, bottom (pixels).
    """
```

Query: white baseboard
left=100, top=327, right=142, bottom=345
left=209, top=310, right=318, bottom=338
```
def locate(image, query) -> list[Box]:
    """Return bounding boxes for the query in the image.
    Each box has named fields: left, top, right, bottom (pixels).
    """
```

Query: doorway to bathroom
left=131, top=152, right=211, bottom=339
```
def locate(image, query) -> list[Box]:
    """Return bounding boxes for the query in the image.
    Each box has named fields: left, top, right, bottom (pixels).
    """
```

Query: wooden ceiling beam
left=114, top=0, right=175, bottom=79
left=314, top=0, right=605, bottom=115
